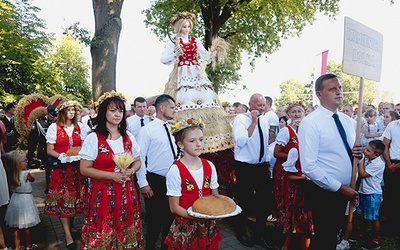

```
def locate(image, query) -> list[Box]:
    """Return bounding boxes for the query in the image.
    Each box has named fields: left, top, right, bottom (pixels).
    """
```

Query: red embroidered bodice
left=177, top=36, right=199, bottom=67
left=175, top=158, right=212, bottom=209
left=94, top=133, right=132, bottom=173
left=54, top=123, right=81, bottom=153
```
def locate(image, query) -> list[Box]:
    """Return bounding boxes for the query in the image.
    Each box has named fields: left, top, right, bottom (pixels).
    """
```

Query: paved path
left=5, top=169, right=282, bottom=250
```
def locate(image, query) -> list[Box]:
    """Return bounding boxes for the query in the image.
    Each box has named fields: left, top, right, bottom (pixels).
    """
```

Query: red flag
left=321, top=50, right=329, bottom=75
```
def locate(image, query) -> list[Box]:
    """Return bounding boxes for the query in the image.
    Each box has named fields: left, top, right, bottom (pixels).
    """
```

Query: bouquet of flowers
left=113, top=152, right=135, bottom=187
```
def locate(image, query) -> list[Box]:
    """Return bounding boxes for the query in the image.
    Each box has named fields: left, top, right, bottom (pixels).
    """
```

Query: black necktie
left=163, top=123, right=176, bottom=159
left=140, top=118, right=144, bottom=127
left=332, top=113, right=353, bottom=160
left=257, top=118, right=264, bottom=162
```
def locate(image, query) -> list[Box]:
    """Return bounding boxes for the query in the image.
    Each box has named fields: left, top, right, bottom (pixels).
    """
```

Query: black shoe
left=253, top=236, right=277, bottom=250
left=66, top=242, right=77, bottom=249
left=237, top=234, right=254, bottom=247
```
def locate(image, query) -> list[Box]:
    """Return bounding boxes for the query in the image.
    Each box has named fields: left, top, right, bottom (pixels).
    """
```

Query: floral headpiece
left=55, top=100, right=82, bottom=113
left=96, top=90, right=127, bottom=106
left=170, top=11, right=197, bottom=26
left=286, top=100, right=305, bottom=113
left=170, top=117, right=204, bottom=135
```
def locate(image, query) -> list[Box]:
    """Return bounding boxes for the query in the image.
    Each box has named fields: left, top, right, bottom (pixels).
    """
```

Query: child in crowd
left=360, top=109, right=383, bottom=147
left=356, top=140, right=385, bottom=250
left=164, top=118, right=222, bottom=249
left=4, top=150, right=40, bottom=250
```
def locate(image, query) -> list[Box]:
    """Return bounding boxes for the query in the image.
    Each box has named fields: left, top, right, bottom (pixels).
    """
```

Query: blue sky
left=33, top=0, right=400, bottom=106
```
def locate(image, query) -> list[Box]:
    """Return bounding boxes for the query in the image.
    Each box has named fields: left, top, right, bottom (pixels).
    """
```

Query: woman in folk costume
left=80, top=91, right=144, bottom=249
left=273, top=102, right=314, bottom=250
left=161, top=11, right=234, bottom=196
left=44, top=100, right=90, bottom=249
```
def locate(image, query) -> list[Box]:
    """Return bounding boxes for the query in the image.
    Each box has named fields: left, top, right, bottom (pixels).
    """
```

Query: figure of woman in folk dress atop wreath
left=161, top=11, right=234, bottom=196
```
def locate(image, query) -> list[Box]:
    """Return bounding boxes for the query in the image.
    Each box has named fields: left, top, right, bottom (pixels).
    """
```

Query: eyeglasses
left=21, top=158, right=28, bottom=163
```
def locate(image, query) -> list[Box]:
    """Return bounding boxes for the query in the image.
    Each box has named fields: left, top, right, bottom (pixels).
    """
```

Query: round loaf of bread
left=192, top=194, right=236, bottom=216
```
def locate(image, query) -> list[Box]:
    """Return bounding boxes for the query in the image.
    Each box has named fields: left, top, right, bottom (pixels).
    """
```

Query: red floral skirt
left=164, top=216, right=221, bottom=250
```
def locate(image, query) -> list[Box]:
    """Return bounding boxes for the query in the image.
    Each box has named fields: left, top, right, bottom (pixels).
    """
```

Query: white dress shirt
left=232, top=113, right=270, bottom=164
left=382, top=120, right=400, bottom=160
left=263, top=110, right=279, bottom=127
left=135, top=118, right=177, bottom=188
left=298, top=105, right=357, bottom=192
left=126, top=114, right=151, bottom=138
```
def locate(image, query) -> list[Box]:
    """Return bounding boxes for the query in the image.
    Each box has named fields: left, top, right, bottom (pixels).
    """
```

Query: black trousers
left=144, top=172, right=174, bottom=250
left=383, top=160, right=400, bottom=229
left=304, top=182, right=347, bottom=250
left=233, top=160, right=272, bottom=237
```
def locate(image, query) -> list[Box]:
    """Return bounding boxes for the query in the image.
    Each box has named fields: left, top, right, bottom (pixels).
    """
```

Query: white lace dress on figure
left=161, top=34, right=233, bottom=153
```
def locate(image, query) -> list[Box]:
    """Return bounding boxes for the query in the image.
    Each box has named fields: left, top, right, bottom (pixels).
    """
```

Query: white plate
left=64, top=155, right=81, bottom=163
left=187, top=205, right=242, bottom=219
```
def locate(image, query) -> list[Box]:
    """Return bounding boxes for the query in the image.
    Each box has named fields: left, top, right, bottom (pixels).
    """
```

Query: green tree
left=275, top=79, right=310, bottom=107
left=143, top=0, right=340, bottom=93
left=0, top=0, right=51, bottom=104
left=39, top=35, right=92, bottom=104
left=0, top=0, right=91, bottom=106
left=276, top=61, right=379, bottom=109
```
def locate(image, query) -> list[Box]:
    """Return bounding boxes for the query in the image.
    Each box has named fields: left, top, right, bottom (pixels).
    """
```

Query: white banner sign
left=342, top=16, right=383, bottom=82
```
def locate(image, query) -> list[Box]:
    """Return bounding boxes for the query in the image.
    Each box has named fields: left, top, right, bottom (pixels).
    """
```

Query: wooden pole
left=347, top=76, right=364, bottom=223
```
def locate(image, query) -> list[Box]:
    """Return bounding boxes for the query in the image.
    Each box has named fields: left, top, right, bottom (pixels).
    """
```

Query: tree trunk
left=91, top=0, right=124, bottom=100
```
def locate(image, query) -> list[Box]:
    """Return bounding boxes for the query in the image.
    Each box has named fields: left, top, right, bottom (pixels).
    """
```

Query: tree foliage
left=0, top=0, right=91, bottom=106
left=143, top=0, right=340, bottom=93
left=40, top=35, right=92, bottom=103
left=0, top=0, right=51, bottom=104
left=275, top=61, right=379, bottom=109
left=275, top=79, right=310, bottom=107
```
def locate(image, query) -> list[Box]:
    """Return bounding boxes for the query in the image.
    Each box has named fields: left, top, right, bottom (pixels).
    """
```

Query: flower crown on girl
left=55, top=100, right=82, bottom=113
left=170, top=117, right=204, bottom=135
left=170, top=11, right=197, bottom=26
left=95, top=90, right=127, bottom=107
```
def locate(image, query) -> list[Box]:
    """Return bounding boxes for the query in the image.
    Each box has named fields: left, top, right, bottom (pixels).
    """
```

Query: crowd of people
left=222, top=75, right=400, bottom=250
left=0, top=74, right=399, bottom=250
left=0, top=9, right=400, bottom=250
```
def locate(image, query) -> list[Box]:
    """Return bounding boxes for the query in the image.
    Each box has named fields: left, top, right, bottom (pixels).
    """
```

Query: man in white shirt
left=136, top=94, right=176, bottom=250
left=126, top=97, right=151, bottom=138
left=298, top=74, right=362, bottom=249
left=394, top=103, right=400, bottom=115
left=264, top=96, right=279, bottom=137
left=232, top=93, right=275, bottom=249
left=342, top=104, right=355, bottom=118
left=382, top=119, right=400, bottom=235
